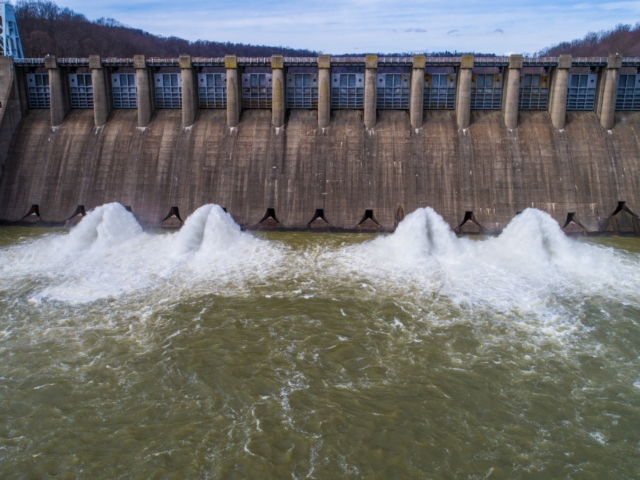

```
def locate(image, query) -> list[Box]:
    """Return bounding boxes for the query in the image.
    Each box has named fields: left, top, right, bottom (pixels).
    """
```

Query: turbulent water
left=1, top=203, right=639, bottom=478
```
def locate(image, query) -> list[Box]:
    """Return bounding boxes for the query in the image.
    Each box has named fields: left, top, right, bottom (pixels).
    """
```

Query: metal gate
left=377, top=73, right=410, bottom=109
left=470, top=74, right=502, bottom=110
left=154, top=73, right=182, bottom=108
left=616, top=74, right=640, bottom=110
left=424, top=73, right=456, bottom=109
left=242, top=73, right=272, bottom=108
left=331, top=73, right=364, bottom=109
left=286, top=73, right=318, bottom=109
left=198, top=73, right=226, bottom=108
left=566, top=73, right=597, bottom=111
left=69, top=73, right=93, bottom=109
left=519, top=74, right=550, bottom=110
left=27, top=73, right=49, bottom=108
left=112, top=73, right=137, bottom=109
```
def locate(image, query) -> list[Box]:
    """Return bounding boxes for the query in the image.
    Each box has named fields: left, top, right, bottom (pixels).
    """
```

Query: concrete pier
left=597, top=54, right=621, bottom=130
left=503, top=54, right=522, bottom=129
left=364, top=55, right=377, bottom=129
left=225, top=55, right=241, bottom=128
left=45, top=55, right=69, bottom=127
left=549, top=54, right=572, bottom=130
left=271, top=55, right=285, bottom=128
left=179, top=55, right=198, bottom=128
left=410, top=55, right=425, bottom=130
left=456, top=54, right=473, bottom=129
left=318, top=55, right=331, bottom=129
left=89, top=55, right=111, bottom=127
left=134, top=55, right=155, bottom=128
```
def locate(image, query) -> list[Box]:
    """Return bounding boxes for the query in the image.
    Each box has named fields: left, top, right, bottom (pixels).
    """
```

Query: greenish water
left=1, top=204, right=640, bottom=478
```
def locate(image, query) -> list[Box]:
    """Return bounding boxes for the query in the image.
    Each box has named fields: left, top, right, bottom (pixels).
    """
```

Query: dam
left=0, top=52, right=639, bottom=234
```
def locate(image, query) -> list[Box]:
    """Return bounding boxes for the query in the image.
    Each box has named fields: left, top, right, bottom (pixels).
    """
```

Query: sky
left=53, top=0, right=640, bottom=55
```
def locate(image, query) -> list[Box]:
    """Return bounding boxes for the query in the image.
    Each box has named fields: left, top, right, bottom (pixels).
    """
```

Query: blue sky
left=54, top=0, right=640, bottom=54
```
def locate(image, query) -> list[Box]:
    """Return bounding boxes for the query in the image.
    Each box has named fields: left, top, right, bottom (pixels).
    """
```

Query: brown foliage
left=541, top=23, right=640, bottom=57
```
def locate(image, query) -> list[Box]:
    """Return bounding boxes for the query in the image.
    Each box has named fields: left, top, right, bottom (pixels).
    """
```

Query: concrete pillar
left=271, top=55, right=285, bottom=128
left=503, top=54, right=522, bottom=129
left=134, top=55, right=155, bottom=128
left=179, top=55, right=198, bottom=128
left=456, top=54, right=474, bottom=129
left=89, top=55, right=111, bottom=127
left=549, top=54, right=572, bottom=130
left=225, top=55, right=241, bottom=128
left=410, top=55, right=426, bottom=129
left=318, top=54, right=331, bottom=129
left=598, top=54, right=621, bottom=130
left=45, top=55, right=69, bottom=127
left=364, top=54, right=377, bottom=129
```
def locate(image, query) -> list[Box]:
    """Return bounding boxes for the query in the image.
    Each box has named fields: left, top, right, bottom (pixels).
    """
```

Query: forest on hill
left=540, top=23, right=640, bottom=57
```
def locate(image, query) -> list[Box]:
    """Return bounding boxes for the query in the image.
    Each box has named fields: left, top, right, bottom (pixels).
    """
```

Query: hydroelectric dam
left=0, top=52, right=639, bottom=234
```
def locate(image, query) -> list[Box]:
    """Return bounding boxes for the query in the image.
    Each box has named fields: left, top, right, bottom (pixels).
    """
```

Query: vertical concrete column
left=364, top=54, right=378, bottom=129
left=456, top=54, right=474, bottom=129
left=598, top=54, right=621, bottom=130
left=45, top=55, right=69, bottom=127
left=134, top=55, right=154, bottom=128
left=549, top=54, right=572, bottom=130
left=318, top=54, right=331, bottom=129
left=410, top=55, right=426, bottom=129
left=179, top=55, right=198, bottom=128
left=503, top=54, right=523, bottom=129
left=225, top=55, right=241, bottom=128
left=89, top=55, right=111, bottom=127
left=271, top=55, right=285, bottom=128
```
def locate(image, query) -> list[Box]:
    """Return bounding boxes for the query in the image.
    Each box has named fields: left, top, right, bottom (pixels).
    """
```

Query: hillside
left=540, top=23, right=640, bottom=57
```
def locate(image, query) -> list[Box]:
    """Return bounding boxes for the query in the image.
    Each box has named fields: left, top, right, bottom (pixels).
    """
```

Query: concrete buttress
left=318, top=55, right=331, bottom=129
left=271, top=55, right=285, bottom=128
left=549, top=54, right=571, bottom=130
left=503, top=54, right=522, bottom=129
left=410, top=55, right=425, bottom=129
left=134, top=55, right=155, bottom=128
left=456, top=54, right=473, bottom=129
left=179, top=55, right=198, bottom=128
left=364, top=55, right=377, bottom=129
left=90, top=55, right=111, bottom=127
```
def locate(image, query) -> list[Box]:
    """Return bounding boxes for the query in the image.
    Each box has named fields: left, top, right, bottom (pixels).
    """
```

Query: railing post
left=410, top=55, right=425, bottom=130
left=271, top=55, right=285, bottom=128
left=503, top=54, right=522, bottom=129
left=225, top=55, right=241, bottom=128
left=597, top=53, right=621, bottom=130
left=318, top=54, right=331, bottom=129
left=364, top=54, right=377, bottom=129
left=549, top=54, right=572, bottom=130
left=179, top=54, right=198, bottom=127
left=134, top=55, right=154, bottom=128
left=456, top=54, right=474, bottom=129
left=89, top=55, right=111, bottom=127
left=45, top=55, right=69, bottom=127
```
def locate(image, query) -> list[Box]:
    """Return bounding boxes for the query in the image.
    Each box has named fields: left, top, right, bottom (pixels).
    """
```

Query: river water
left=0, top=204, right=639, bottom=478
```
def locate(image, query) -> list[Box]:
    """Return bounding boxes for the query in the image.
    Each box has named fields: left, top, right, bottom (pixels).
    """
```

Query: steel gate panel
left=242, top=73, right=272, bottom=109
left=377, top=73, right=410, bottom=110
left=112, top=73, right=137, bottom=109
left=154, top=73, right=182, bottom=108
left=566, top=73, right=597, bottom=111
left=27, top=73, right=49, bottom=108
left=519, top=74, right=550, bottom=110
left=330, top=73, right=364, bottom=109
left=69, top=73, right=93, bottom=109
left=470, top=74, right=503, bottom=110
left=424, top=73, right=456, bottom=109
left=286, top=73, right=318, bottom=109
left=616, top=74, right=640, bottom=110
left=198, top=73, right=226, bottom=108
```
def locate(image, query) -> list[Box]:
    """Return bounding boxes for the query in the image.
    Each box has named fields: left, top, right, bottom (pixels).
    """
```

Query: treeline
left=540, top=23, right=640, bottom=57
left=14, top=0, right=318, bottom=58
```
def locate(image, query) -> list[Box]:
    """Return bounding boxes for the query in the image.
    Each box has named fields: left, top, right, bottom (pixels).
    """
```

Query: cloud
left=447, top=29, right=461, bottom=36
left=493, top=28, right=504, bottom=34
left=405, top=28, right=427, bottom=33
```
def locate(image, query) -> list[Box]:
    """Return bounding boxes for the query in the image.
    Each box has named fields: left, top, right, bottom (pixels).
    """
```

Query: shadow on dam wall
left=0, top=106, right=639, bottom=235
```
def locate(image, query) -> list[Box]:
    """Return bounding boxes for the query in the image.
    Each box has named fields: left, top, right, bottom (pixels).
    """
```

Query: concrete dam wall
left=0, top=53, right=639, bottom=234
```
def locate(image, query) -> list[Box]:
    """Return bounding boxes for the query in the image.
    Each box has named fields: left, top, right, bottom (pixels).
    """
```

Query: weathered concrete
left=271, top=55, right=285, bottom=128
left=225, top=55, right=241, bottom=129
left=456, top=54, right=473, bottom=129
left=597, top=54, right=621, bottom=130
left=179, top=55, right=198, bottom=128
left=364, top=55, right=377, bottom=129
left=46, top=56, right=70, bottom=127
left=410, top=55, right=425, bottom=130
left=318, top=55, right=331, bottom=129
left=90, top=55, right=111, bottom=127
left=503, top=55, right=522, bottom=129
left=549, top=54, right=571, bottom=130
left=134, top=55, right=154, bottom=128
left=0, top=57, right=23, bottom=182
